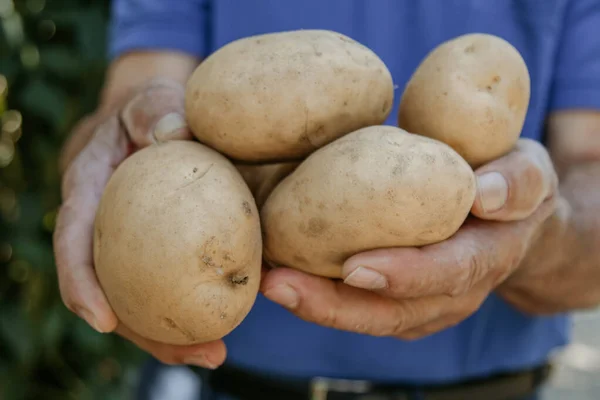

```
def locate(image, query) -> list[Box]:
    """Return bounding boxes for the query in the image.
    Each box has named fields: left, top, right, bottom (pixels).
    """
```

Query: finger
left=120, top=78, right=192, bottom=147
left=115, top=324, right=226, bottom=369
left=58, top=113, right=103, bottom=175
left=472, top=139, right=558, bottom=221
left=53, top=117, right=128, bottom=333
left=394, top=279, right=491, bottom=340
left=261, top=267, right=448, bottom=336
left=396, top=314, right=465, bottom=341
left=341, top=218, right=528, bottom=298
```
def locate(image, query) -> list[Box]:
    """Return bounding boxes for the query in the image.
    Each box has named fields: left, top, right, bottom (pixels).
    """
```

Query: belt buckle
left=310, top=376, right=372, bottom=400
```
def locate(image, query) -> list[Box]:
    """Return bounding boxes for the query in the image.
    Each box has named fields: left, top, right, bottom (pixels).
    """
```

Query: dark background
left=0, top=1, right=145, bottom=399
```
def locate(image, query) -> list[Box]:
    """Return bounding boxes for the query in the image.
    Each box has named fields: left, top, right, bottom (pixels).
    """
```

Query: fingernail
left=76, top=307, right=104, bottom=333
left=477, top=172, right=508, bottom=213
left=344, top=266, right=388, bottom=290
left=183, top=354, right=218, bottom=369
left=263, top=284, right=299, bottom=309
left=153, top=113, right=187, bottom=141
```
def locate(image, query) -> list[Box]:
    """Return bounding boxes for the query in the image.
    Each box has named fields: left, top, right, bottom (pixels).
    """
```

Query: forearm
left=500, top=161, right=600, bottom=314
left=59, top=51, right=200, bottom=174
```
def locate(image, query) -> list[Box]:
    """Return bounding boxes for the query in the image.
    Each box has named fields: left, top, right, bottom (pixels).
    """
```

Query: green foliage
left=0, top=1, right=146, bottom=399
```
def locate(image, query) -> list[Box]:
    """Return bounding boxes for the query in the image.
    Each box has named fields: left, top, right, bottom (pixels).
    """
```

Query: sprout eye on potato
left=260, top=126, right=477, bottom=278
left=398, top=33, right=531, bottom=168
left=93, top=141, right=262, bottom=345
left=185, top=29, right=394, bottom=163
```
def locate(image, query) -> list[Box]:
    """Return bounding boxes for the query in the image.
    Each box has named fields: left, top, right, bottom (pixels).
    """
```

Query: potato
left=261, top=126, right=476, bottom=278
left=93, top=140, right=262, bottom=345
left=235, top=161, right=300, bottom=209
left=398, top=33, right=530, bottom=168
left=185, top=29, right=394, bottom=162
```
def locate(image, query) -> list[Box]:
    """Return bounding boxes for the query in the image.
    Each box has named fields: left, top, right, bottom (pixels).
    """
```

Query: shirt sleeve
left=549, top=0, right=600, bottom=111
left=108, top=0, right=210, bottom=60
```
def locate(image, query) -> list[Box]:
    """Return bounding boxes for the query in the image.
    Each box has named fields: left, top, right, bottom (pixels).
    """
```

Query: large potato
left=235, top=161, right=300, bottom=209
left=261, top=126, right=476, bottom=278
left=185, top=29, right=394, bottom=162
left=93, top=140, right=262, bottom=345
left=398, top=33, right=530, bottom=167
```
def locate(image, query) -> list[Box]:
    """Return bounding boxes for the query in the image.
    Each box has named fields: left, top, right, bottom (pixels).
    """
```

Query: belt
left=208, top=363, right=552, bottom=400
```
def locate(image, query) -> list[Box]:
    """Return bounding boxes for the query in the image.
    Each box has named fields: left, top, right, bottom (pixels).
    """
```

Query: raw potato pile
left=93, top=30, right=531, bottom=344
left=261, top=32, right=530, bottom=277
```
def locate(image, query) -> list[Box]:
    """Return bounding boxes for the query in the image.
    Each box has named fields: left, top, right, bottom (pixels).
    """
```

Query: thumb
left=120, top=78, right=193, bottom=147
left=471, top=139, right=557, bottom=221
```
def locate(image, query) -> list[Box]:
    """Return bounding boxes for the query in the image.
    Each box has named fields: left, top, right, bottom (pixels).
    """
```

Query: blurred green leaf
left=41, top=304, right=66, bottom=351
left=0, top=1, right=143, bottom=398
left=0, top=306, right=36, bottom=365
left=74, top=6, right=108, bottom=62
left=1, top=370, right=27, bottom=400
left=73, top=319, right=112, bottom=355
left=40, top=46, right=81, bottom=79
left=19, top=78, right=66, bottom=129
left=12, top=239, right=51, bottom=270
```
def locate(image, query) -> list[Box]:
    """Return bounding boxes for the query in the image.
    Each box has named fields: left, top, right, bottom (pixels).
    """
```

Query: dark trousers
left=136, top=359, right=543, bottom=400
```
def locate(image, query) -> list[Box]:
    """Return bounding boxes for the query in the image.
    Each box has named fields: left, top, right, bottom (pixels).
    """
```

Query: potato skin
left=261, top=126, right=476, bottom=278
left=93, top=140, right=262, bottom=345
left=398, top=33, right=530, bottom=168
left=185, top=29, right=394, bottom=162
left=235, top=161, right=300, bottom=209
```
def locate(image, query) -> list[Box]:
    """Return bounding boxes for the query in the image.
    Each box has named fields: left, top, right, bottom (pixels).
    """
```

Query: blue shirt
left=109, top=0, right=600, bottom=384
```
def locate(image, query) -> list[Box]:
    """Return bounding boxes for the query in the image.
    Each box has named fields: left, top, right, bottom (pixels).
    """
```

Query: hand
left=53, top=79, right=226, bottom=368
left=261, top=139, right=559, bottom=339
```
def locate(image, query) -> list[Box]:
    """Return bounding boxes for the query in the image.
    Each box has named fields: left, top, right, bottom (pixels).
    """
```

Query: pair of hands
left=54, top=79, right=560, bottom=369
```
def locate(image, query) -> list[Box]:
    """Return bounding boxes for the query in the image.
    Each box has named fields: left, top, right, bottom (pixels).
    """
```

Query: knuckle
left=318, top=308, right=339, bottom=329
left=387, top=304, right=417, bottom=336
left=120, top=93, right=146, bottom=133
left=121, top=82, right=185, bottom=146
left=522, top=158, right=545, bottom=185
left=518, top=162, right=546, bottom=211
left=389, top=316, right=409, bottom=337
left=448, top=257, right=474, bottom=297
left=449, top=248, right=488, bottom=297
left=513, top=141, right=556, bottom=204
left=59, top=287, right=81, bottom=314
left=351, top=323, right=372, bottom=335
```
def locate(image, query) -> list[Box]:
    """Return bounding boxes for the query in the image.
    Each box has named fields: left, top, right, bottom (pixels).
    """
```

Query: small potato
left=235, top=162, right=300, bottom=209
left=261, top=126, right=476, bottom=278
left=398, top=33, right=530, bottom=168
left=93, top=140, right=262, bottom=345
left=185, top=29, right=394, bottom=162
